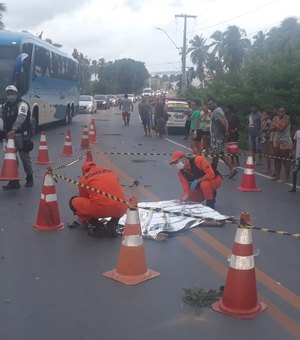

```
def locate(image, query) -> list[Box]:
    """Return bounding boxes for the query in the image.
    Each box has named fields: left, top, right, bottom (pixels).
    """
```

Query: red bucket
left=226, top=142, right=239, bottom=155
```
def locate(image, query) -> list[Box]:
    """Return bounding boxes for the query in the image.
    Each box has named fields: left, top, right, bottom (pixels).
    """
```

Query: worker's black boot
left=206, top=199, right=215, bottom=209
left=2, top=180, right=21, bottom=190
left=88, top=218, right=107, bottom=237
left=106, top=217, right=119, bottom=238
left=25, top=174, right=34, bottom=187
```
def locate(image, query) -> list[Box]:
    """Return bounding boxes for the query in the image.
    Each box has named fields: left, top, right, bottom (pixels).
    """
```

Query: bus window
left=33, top=46, right=50, bottom=78
left=21, top=43, right=33, bottom=64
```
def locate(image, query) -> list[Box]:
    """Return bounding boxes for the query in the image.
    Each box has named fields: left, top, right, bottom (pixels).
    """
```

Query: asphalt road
left=0, top=104, right=299, bottom=340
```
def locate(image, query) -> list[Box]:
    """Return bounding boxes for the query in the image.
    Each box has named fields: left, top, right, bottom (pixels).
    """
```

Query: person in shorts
left=247, top=104, right=262, bottom=164
left=119, top=94, right=133, bottom=126
left=289, top=128, right=300, bottom=192
left=138, top=96, right=151, bottom=137
left=206, top=98, right=238, bottom=179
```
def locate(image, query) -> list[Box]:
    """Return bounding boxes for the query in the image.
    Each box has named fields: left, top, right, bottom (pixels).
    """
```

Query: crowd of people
left=183, top=97, right=299, bottom=188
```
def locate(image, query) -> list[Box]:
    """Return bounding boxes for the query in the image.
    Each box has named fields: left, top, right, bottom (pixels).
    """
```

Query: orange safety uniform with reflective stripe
left=72, top=166, right=128, bottom=221
left=178, top=156, right=222, bottom=202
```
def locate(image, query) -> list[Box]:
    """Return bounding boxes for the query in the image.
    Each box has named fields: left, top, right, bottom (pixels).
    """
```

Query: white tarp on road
left=118, top=200, right=234, bottom=241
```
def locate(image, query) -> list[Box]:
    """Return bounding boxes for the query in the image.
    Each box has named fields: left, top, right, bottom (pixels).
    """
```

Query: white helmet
left=5, top=85, right=18, bottom=93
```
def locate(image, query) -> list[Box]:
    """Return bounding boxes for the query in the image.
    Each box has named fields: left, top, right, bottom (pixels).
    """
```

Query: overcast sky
left=3, top=0, right=299, bottom=74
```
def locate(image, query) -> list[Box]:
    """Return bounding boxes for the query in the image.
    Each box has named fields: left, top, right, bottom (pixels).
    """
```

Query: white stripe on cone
left=229, top=254, right=255, bottom=270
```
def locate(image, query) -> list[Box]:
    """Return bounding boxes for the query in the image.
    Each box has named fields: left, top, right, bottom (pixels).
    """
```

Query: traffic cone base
left=103, top=269, right=160, bottom=285
left=34, top=221, right=64, bottom=231
left=0, top=139, right=20, bottom=181
left=212, top=212, right=267, bottom=319
left=33, top=172, right=64, bottom=231
left=103, top=197, right=160, bottom=285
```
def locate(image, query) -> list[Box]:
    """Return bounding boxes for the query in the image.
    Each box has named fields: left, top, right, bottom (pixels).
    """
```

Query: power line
left=187, top=0, right=279, bottom=34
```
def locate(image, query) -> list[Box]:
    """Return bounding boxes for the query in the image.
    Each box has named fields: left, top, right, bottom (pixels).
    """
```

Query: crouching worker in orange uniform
left=68, top=162, right=128, bottom=237
left=169, top=151, right=222, bottom=209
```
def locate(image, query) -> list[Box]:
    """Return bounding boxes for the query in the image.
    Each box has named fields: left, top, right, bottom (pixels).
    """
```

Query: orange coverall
left=71, top=166, right=128, bottom=222
left=178, top=156, right=222, bottom=202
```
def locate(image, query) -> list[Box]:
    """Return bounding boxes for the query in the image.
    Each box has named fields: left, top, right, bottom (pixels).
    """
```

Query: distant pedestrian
left=189, top=98, right=202, bottom=155
left=206, top=98, right=238, bottom=179
left=138, top=96, right=151, bottom=137
left=271, top=105, right=293, bottom=182
left=260, top=111, right=272, bottom=173
left=289, top=128, right=300, bottom=192
left=247, top=104, right=262, bottom=164
left=224, top=104, right=240, bottom=166
left=154, top=96, right=167, bottom=138
left=119, top=94, right=133, bottom=126
left=199, top=103, right=211, bottom=157
left=184, top=104, right=192, bottom=140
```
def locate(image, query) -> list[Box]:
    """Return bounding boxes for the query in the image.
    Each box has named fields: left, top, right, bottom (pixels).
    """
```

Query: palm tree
left=0, top=3, right=6, bottom=30
left=221, top=25, right=250, bottom=74
left=187, top=34, right=209, bottom=86
left=209, top=30, right=224, bottom=59
left=253, top=31, right=266, bottom=49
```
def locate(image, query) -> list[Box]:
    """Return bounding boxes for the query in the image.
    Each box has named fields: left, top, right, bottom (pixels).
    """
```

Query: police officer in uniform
left=1, top=85, right=34, bottom=190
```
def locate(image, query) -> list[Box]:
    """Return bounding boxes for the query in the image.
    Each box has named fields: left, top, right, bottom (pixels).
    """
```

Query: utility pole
left=175, top=14, right=197, bottom=96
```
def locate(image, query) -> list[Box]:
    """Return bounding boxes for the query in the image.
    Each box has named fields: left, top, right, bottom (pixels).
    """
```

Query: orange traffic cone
left=80, top=125, right=89, bottom=149
left=91, top=118, right=97, bottom=137
left=62, top=129, right=73, bottom=156
left=89, top=122, right=97, bottom=144
left=237, top=155, right=261, bottom=192
left=86, top=150, right=93, bottom=162
left=103, top=196, right=160, bottom=285
left=212, top=212, right=267, bottom=319
left=33, top=170, right=64, bottom=231
left=0, top=138, right=20, bottom=181
left=35, top=132, right=51, bottom=164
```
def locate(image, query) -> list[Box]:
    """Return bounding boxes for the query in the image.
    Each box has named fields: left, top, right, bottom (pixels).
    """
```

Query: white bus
left=0, top=30, right=80, bottom=132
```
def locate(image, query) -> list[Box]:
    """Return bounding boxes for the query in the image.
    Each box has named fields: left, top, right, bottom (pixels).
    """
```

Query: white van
left=166, top=100, right=190, bottom=134
left=142, top=87, right=153, bottom=97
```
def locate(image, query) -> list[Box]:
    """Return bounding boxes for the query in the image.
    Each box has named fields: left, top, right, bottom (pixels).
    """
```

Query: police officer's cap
left=5, top=85, right=18, bottom=93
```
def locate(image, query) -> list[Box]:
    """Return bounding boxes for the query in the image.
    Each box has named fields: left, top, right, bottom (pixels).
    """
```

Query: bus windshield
left=0, top=45, right=19, bottom=101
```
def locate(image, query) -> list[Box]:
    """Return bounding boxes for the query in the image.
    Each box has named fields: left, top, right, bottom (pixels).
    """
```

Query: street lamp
left=156, top=27, right=186, bottom=95
left=155, top=27, right=181, bottom=52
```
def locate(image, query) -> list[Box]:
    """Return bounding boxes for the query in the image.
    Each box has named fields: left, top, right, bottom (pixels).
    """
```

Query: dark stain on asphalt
left=95, top=119, right=111, bottom=121
left=131, top=159, right=157, bottom=163
left=121, top=180, right=151, bottom=188
left=103, top=133, right=121, bottom=136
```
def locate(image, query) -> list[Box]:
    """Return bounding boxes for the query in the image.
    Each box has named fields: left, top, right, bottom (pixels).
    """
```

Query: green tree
left=72, top=48, right=92, bottom=93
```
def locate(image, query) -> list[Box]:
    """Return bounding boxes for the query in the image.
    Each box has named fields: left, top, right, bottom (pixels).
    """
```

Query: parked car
left=128, top=94, right=136, bottom=103
left=79, top=95, right=97, bottom=114
left=94, top=95, right=110, bottom=109
left=165, top=99, right=190, bottom=134
left=107, top=94, right=119, bottom=107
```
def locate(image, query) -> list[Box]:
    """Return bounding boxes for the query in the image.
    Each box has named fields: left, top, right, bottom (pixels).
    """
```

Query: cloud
left=4, top=0, right=88, bottom=29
